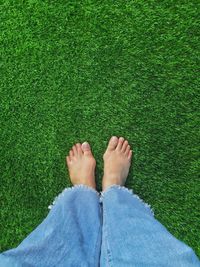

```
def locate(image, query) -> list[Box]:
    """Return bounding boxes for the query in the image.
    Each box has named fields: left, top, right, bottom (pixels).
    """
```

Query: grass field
left=0, top=0, right=199, bottom=257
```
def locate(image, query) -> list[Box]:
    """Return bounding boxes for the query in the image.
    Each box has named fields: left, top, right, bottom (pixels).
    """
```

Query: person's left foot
left=66, top=142, right=96, bottom=189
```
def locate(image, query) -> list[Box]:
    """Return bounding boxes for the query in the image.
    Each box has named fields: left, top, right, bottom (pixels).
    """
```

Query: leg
left=100, top=136, right=200, bottom=266
left=0, top=142, right=102, bottom=267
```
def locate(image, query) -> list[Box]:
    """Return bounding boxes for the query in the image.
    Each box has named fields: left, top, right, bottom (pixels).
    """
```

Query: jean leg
left=100, top=185, right=200, bottom=267
left=0, top=185, right=102, bottom=267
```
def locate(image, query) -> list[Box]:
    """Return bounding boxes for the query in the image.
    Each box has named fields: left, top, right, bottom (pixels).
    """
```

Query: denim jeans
left=0, top=184, right=199, bottom=267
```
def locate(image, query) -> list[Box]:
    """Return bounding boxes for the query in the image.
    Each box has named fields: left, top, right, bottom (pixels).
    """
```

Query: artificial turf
left=0, top=0, right=199, bottom=258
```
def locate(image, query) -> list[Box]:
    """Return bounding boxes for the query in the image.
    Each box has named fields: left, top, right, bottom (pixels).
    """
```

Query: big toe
left=107, top=136, right=118, bottom=151
left=82, top=141, right=92, bottom=156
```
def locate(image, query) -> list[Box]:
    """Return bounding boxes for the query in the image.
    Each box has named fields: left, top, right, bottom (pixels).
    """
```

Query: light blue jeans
left=0, top=184, right=199, bottom=267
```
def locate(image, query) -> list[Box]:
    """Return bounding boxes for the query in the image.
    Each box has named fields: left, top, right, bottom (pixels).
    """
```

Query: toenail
left=82, top=141, right=90, bottom=147
left=111, top=136, right=118, bottom=141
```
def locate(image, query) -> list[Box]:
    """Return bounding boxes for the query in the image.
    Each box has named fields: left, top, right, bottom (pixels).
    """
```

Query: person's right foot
left=102, top=136, right=132, bottom=191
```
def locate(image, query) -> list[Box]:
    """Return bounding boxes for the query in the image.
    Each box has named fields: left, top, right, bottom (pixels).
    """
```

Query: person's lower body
left=1, top=183, right=199, bottom=267
left=0, top=137, right=199, bottom=266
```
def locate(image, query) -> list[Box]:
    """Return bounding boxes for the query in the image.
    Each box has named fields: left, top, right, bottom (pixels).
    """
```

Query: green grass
left=0, top=0, right=199, bottom=257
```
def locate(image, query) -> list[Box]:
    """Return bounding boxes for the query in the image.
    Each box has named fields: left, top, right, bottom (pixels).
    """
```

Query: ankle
left=102, top=180, right=122, bottom=191
left=73, top=181, right=96, bottom=190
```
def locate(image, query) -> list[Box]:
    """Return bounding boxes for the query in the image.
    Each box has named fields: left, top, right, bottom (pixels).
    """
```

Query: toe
left=82, top=141, right=92, bottom=156
left=69, top=150, right=74, bottom=158
left=76, top=143, right=82, bottom=155
left=125, top=145, right=131, bottom=156
left=128, top=150, right=133, bottom=160
left=122, top=140, right=128, bottom=152
left=66, top=156, right=71, bottom=166
left=116, top=137, right=125, bottom=150
left=107, top=136, right=118, bottom=151
left=72, top=145, right=78, bottom=156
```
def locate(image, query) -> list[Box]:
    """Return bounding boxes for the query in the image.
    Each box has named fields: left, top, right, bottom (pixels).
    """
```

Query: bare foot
left=102, top=136, right=132, bottom=191
left=66, top=142, right=96, bottom=189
